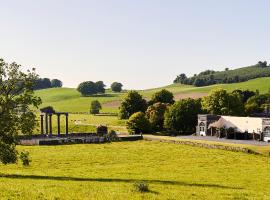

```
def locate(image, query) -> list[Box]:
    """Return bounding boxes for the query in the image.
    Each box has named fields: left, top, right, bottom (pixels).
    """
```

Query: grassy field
left=144, top=135, right=270, bottom=156
left=0, top=141, right=269, bottom=200
left=35, top=114, right=127, bottom=134
left=35, top=77, right=270, bottom=113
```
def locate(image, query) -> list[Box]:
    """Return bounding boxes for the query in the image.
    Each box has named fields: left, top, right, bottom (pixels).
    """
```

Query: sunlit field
left=0, top=141, right=269, bottom=200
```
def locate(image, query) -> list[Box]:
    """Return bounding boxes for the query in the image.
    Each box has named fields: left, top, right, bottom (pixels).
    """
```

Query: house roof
left=208, top=116, right=263, bottom=133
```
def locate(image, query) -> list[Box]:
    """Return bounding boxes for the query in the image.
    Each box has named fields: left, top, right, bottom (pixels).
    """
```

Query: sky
left=0, top=0, right=270, bottom=89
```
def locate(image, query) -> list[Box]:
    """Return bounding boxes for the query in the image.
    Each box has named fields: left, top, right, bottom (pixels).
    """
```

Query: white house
left=197, top=114, right=270, bottom=142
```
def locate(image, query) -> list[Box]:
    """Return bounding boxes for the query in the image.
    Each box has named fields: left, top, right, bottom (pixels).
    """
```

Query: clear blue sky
left=0, top=0, right=269, bottom=89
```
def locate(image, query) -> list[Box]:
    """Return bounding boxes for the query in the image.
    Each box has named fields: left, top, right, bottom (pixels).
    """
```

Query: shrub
left=105, top=130, right=119, bottom=141
left=119, top=91, right=147, bottom=119
left=126, top=112, right=151, bottom=134
left=40, top=106, right=55, bottom=114
left=90, top=100, right=102, bottom=114
left=20, top=151, right=31, bottom=166
left=97, top=125, right=108, bottom=135
left=133, top=182, right=150, bottom=193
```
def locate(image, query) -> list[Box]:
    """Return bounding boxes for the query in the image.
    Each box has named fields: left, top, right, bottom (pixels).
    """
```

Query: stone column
left=49, top=114, right=53, bottom=137
left=57, top=114, right=61, bottom=137
left=45, top=114, right=48, bottom=135
left=40, top=114, right=44, bottom=135
left=65, top=113, right=69, bottom=136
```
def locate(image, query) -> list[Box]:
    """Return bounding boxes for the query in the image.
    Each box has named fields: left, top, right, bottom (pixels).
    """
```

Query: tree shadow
left=0, top=173, right=243, bottom=190
left=82, top=94, right=117, bottom=98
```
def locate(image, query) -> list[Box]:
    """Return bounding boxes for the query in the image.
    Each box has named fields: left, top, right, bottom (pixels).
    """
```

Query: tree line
left=118, top=88, right=270, bottom=135
left=174, top=61, right=270, bottom=87
left=77, top=81, right=123, bottom=96
left=34, top=78, right=63, bottom=90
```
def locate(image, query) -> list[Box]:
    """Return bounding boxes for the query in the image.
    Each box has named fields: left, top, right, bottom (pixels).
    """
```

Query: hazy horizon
left=1, top=0, right=270, bottom=89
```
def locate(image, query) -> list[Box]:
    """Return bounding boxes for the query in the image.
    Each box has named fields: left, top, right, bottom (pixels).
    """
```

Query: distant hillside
left=174, top=61, right=270, bottom=86
left=36, top=77, right=270, bottom=113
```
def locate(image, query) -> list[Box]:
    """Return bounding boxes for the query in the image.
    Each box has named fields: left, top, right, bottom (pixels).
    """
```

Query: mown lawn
left=0, top=141, right=269, bottom=199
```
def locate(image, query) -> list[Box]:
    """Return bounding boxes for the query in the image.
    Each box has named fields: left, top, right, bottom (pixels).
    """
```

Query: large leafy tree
left=126, top=112, right=151, bottom=134
left=95, top=81, right=106, bottom=93
left=119, top=91, right=147, bottom=119
left=164, top=98, right=202, bottom=134
left=77, top=81, right=97, bottom=96
left=201, top=88, right=244, bottom=116
left=0, top=59, right=41, bottom=164
left=111, top=82, right=123, bottom=92
left=51, top=79, right=63, bottom=88
left=150, top=89, right=174, bottom=105
left=145, top=102, right=168, bottom=131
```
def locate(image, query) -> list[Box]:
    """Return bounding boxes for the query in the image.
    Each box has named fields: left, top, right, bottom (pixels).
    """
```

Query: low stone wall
left=144, top=137, right=260, bottom=155
left=19, top=134, right=143, bottom=146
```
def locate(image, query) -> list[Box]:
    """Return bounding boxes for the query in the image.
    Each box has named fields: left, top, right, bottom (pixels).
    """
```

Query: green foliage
left=95, top=81, right=106, bottom=94
left=244, top=94, right=270, bottom=114
left=96, top=125, right=108, bottom=135
left=40, top=106, right=55, bottom=114
left=146, top=102, right=168, bottom=131
left=105, top=130, right=119, bottom=142
left=19, top=151, right=31, bottom=166
left=201, top=88, right=244, bottom=116
left=133, top=182, right=150, bottom=193
left=77, top=81, right=106, bottom=96
left=90, top=100, right=102, bottom=114
left=173, top=73, right=187, bottom=84
left=150, top=89, right=174, bottom=105
left=111, top=82, right=123, bottom=92
left=51, top=79, right=62, bottom=88
left=127, top=112, right=151, bottom=134
left=77, top=81, right=98, bottom=96
left=0, top=58, right=41, bottom=164
left=119, top=91, right=147, bottom=119
left=174, top=61, right=270, bottom=87
left=232, top=90, right=256, bottom=103
left=164, top=98, right=202, bottom=134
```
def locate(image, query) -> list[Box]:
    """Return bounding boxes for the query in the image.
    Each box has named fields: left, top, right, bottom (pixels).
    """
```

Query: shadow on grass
left=81, top=94, right=118, bottom=98
left=0, top=173, right=242, bottom=190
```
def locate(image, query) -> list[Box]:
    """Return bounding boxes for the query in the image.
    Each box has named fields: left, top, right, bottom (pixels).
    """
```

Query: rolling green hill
left=35, top=77, right=270, bottom=113
left=174, top=61, right=270, bottom=86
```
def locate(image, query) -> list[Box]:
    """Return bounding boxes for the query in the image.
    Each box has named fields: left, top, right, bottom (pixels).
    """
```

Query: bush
left=133, top=182, right=150, bottom=193
left=105, top=130, right=119, bottom=142
left=90, top=100, right=102, bottom=114
left=97, top=125, right=108, bottom=135
left=126, top=112, right=151, bottom=134
left=20, top=151, right=31, bottom=166
left=119, top=91, right=147, bottom=119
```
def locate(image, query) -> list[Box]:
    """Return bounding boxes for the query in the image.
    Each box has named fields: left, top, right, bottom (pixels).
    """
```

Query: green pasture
left=0, top=141, right=269, bottom=199
left=35, top=77, right=270, bottom=113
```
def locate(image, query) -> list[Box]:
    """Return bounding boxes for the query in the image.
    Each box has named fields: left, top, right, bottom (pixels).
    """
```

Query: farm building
left=197, top=114, right=270, bottom=142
